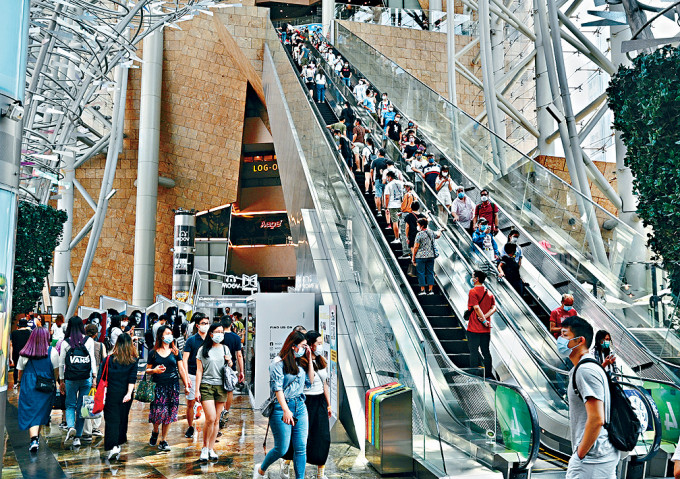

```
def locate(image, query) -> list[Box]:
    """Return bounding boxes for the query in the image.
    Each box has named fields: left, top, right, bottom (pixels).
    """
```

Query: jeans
left=415, top=257, right=435, bottom=287
left=467, top=331, right=492, bottom=376
left=65, top=378, right=92, bottom=437
left=261, top=397, right=309, bottom=478
left=342, top=76, right=351, bottom=87
left=315, top=84, right=325, bottom=102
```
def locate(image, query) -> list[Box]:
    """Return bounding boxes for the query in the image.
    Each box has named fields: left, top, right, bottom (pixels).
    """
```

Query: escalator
left=262, top=25, right=543, bottom=478
left=300, top=30, right=678, bottom=475
left=332, top=23, right=680, bottom=386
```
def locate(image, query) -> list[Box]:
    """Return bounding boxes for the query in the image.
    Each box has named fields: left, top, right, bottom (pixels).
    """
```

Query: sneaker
left=65, top=427, right=76, bottom=443
left=390, top=239, right=400, bottom=244
left=281, top=460, right=290, bottom=479
left=253, top=464, right=267, bottom=478
left=376, top=212, right=383, bottom=217
left=418, top=291, right=427, bottom=296
left=158, top=441, right=171, bottom=452
left=217, top=431, right=222, bottom=437
left=428, top=290, right=435, bottom=295
left=219, top=410, right=229, bottom=429
left=398, top=255, right=410, bottom=259
left=81, top=434, right=93, bottom=442
left=92, top=428, right=104, bottom=437
left=29, top=438, right=39, bottom=453
left=200, top=447, right=209, bottom=462
left=209, top=449, right=219, bottom=461
left=194, top=404, right=203, bottom=420
left=73, top=438, right=81, bottom=448
left=59, top=421, right=68, bottom=430
left=149, top=431, right=159, bottom=446
left=184, top=426, right=195, bottom=439
left=107, top=445, right=120, bottom=461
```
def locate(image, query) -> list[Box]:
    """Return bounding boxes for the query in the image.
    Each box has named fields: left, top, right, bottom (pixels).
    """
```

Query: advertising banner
left=0, top=189, right=17, bottom=391
left=319, top=304, right=339, bottom=425
left=0, top=0, right=29, bottom=107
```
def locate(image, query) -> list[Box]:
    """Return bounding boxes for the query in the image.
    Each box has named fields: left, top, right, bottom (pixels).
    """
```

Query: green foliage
left=607, top=46, right=680, bottom=293
left=12, top=202, right=67, bottom=315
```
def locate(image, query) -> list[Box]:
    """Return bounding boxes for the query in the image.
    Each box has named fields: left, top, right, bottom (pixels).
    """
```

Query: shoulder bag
left=92, top=356, right=110, bottom=414
left=135, top=352, right=156, bottom=402
left=260, top=374, right=297, bottom=418
left=222, top=345, right=238, bottom=392
left=31, top=347, right=56, bottom=393
left=463, top=289, right=487, bottom=322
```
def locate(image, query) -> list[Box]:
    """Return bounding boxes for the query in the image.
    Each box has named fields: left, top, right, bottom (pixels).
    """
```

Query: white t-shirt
left=382, top=165, right=403, bottom=183
left=17, top=348, right=60, bottom=371
left=59, top=336, right=98, bottom=380
left=51, top=323, right=65, bottom=342
left=384, top=180, right=405, bottom=208
left=436, top=177, right=454, bottom=205
left=306, top=366, right=328, bottom=396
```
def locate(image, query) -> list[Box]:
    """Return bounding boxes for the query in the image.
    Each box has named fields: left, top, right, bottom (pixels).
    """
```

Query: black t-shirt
left=500, top=255, right=521, bottom=284
left=183, top=333, right=204, bottom=375
left=11, top=329, right=31, bottom=360
left=340, top=107, right=355, bottom=127
left=148, top=349, right=182, bottom=385
left=406, top=212, right=425, bottom=245
left=387, top=121, right=402, bottom=141
left=221, top=332, right=243, bottom=370
left=403, top=143, right=418, bottom=159
left=371, top=157, right=388, bottom=181
left=340, top=137, right=352, bottom=160
left=341, top=67, right=351, bottom=78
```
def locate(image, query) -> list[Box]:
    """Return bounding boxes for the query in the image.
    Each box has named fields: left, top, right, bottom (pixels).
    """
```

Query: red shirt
left=549, top=306, right=577, bottom=338
left=475, top=201, right=499, bottom=227
left=467, top=286, right=495, bottom=333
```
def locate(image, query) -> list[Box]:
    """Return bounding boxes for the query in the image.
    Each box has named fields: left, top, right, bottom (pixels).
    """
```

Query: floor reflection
left=4, top=383, right=379, bottom=478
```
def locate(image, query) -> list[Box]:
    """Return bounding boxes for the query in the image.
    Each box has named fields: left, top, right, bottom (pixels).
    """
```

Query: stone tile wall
left=69, top=7, right=272, bottom=308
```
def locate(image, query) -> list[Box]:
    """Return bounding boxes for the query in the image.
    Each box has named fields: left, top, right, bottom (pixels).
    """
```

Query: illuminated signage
left=260, top=220, right=283, bottom=229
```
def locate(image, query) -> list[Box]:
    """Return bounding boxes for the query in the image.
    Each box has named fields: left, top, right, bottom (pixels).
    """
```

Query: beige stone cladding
left=69, top=7, right=271, bottom=308
left=336, top=20, right=484, bottom=117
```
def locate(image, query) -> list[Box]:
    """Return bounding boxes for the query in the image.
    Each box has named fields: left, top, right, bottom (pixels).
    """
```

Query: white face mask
left=198, top=324, right=209, bottom=334
left=509, top=237, right=518, bottom=244
left=442, top=172, right=448, bottom=177
left=481, top=195, right=489, bottom=202
left=121, top=321, right=128, bottom=328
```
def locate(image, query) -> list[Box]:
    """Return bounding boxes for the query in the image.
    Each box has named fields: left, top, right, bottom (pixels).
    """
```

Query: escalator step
left=439, top=339, right=469, bottom=354
left=421, top=305, right=452, bottom=316
left=448, top=353, right=471, bottom=369
left=432, top=327, right=465, bottom=340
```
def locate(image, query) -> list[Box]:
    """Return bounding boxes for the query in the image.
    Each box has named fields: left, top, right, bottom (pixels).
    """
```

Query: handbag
left=222, top=346, right=238, bottom=392
left=135, top=373, right=156, bottom=403
left=81, top=388, right=103, bottom=419
left=92, top=356, right=110, bottom=414
left=260, top=375, right=296, bottom=418
left=428, top=230, right=439, bottom=258
left=52, top=391, right=66, bottom=410
left=30, top=356, right=55, bottom=393
left=463, top=289, right=487, bottom=322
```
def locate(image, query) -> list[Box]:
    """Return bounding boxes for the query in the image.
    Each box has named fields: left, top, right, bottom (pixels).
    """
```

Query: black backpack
left=64, top=342, right=92, bottom=381
left=572, top=358, right=641, bottom=452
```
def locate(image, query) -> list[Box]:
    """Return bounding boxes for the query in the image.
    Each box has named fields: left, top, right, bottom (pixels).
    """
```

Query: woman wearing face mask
left=254, top=330, right=315, bottom=479
left=503, top=229, right=523, bottom=267
left=195, top=323, right=233, bottom=462
left=435, top=166, right=455, bottom=223
left=146, top=325, right=190, bottom=452
left=107, top=315, right=126, bottom=351
left=592, top=330, right=617, bottom=373
left=280, top=331, right=331, bottom=479
left=412, top=217, right=442, bottom=296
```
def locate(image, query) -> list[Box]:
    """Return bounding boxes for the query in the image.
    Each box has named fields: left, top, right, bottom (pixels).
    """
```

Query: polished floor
left=3, top=381, right=379, bottom=479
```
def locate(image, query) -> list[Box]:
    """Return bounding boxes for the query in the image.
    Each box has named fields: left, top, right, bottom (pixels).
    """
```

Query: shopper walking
left=281, top=330, right=332, bottom=479
left=51, top=315, right=66, bottom=344
left=314, top=72, right=326, bottom=103
left=98, top=333, right=138, bottom=461
left=412, top=217, right=441, bottom=295
left=16, top=327, right=60, bottom=452
left=220, top=315, right=245, bottom=426
left=83, top=324, right=106, bottom=440
left=254, top=330, right=315, bottom=479
left=183, top=312, right=210, bottom=438
left=466, top=270, right=497, bottom=377
left=107, top=314, right=125, bottom=351
left=146, top=325, right=190, bottom=452
left=10, top=317, right=32, bottom=387
left=195, top=323, right=233, bottom=462
left=559, top=316, right=620, bottom=478
left=60, top=316, right=98, bottom=447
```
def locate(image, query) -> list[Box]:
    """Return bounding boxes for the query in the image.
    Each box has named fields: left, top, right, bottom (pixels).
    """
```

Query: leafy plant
left=12, top=202, right=67, bottom=315
left=607, top=46, right=680, bottom=293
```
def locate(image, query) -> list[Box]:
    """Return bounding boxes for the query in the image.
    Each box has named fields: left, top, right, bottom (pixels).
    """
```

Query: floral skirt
left=148, top=382, right=179, bottom=425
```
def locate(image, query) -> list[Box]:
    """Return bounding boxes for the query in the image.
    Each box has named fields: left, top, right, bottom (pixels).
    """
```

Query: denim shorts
left=374, top=181, right=385, bottom=198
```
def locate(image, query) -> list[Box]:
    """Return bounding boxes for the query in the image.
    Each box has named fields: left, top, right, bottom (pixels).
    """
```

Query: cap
left=478, top=217, right=488, bottom=225
left=404, top=182, right=414, bottom=188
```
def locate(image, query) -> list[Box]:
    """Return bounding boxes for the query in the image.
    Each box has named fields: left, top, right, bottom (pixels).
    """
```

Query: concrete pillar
left=132, top=30, right=163, bottom=307
left=52, top=151, right=75, bottom=315
left=322, top=0, right=335, bottom=40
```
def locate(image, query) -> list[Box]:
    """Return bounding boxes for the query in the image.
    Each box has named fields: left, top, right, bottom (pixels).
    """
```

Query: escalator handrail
left=307, top=41, right=574, bottom=384
left=280, top=33, right=541, bottom=470
left=322, top=28, right=680, bottom=383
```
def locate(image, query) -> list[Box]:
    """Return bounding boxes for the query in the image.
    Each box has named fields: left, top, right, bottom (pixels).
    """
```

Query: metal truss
left=22, top=0, right=224, bottom=317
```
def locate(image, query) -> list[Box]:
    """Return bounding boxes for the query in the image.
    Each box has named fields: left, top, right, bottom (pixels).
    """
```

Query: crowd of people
left=10, top=306, right=332, bottom=479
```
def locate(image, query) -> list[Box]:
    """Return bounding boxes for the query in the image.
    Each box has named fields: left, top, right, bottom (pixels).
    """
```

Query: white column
left=322, top=0, right=335, bottom=40
left=52, top=151, right=75, bottom=315
left=132, top=30, right=163, bottom=307
left=533, top=0, right=554, bottom=155
left=446, top=0, right=457, bottom=104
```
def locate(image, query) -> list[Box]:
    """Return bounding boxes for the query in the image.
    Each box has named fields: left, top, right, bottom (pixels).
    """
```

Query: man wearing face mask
left=550, top=294, right=578, bottom=339
left=559, top=316, right=620, bottom=478
left=466, top=270, right=497, bottom=376
left=377, top=92, right=392, bottom=126
left=452, top=186, right=475, bottom=236
left=386, top=113, right=402, bottom=143
left=421, top=153, right=441, bottom=190
left=182, top=313, right=210, bottom=438
left=472, top=218, right=500, bottom=262
left=472, top=189, right=499, bottom=236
